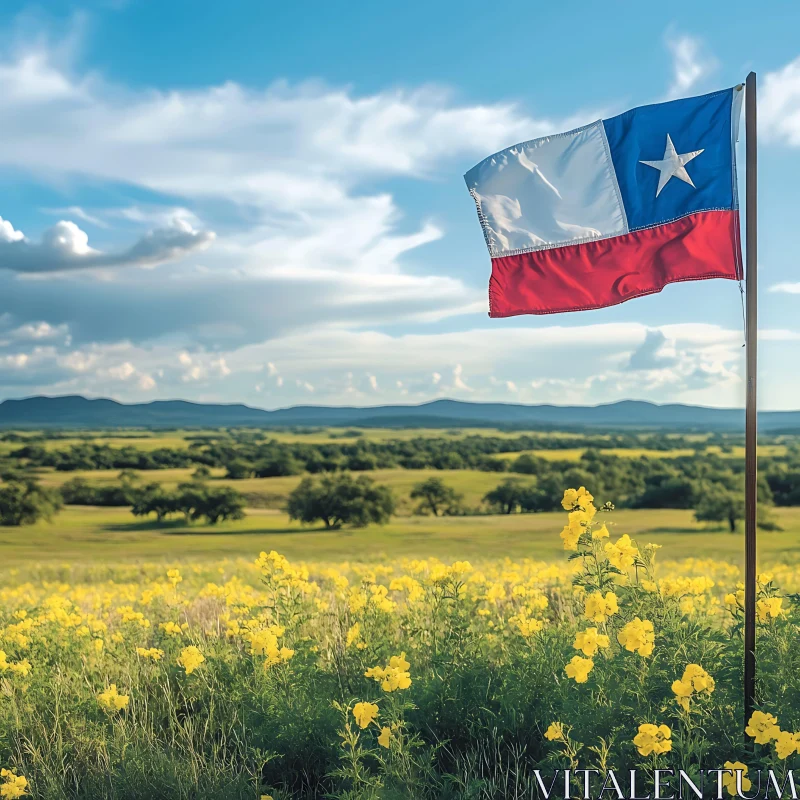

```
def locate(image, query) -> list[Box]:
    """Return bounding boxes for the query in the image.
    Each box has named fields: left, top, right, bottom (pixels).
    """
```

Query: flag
left=465, top=87, right=744, bottom=317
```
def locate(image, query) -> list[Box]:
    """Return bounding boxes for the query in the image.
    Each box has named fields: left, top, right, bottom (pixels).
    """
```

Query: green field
left=3, top=504, right=800, bottom=568
left=34, top=466, right=521, bottom=512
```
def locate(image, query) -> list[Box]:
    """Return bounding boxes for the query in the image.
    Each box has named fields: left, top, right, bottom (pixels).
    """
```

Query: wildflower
left=633, top=723, right=672, bottom=756
left=592, top=524, right=610, bottom=540
left=514, top=616, right=544, bottom=637
left=352, top=701, right=379, bottom=729
left=261, top=795, right=274, bottom=800
left=97, top=684, right=130, bottom=713
left=617, top=618, right=655, bottom=657
left=166, top=569, right=182, bottom=586
left=756, top=597, right=784, bottom=622
left=564, top=655, right=594, bottom=684
left=346, top=623, right=361, bottom=648
left=573, top=627, right=610, bottom=657
left=378, top=726, right=391, bottom=748
left=671, top=664, right=715, bottom=710
left=584, top=591, right=619, bottom=624
left=774, top=730, right=800, bottom=760
left=93, top=639, right=104, bottom=653
left=136, top=647, right=164, bottom=661
left=721, top=762, right=751, bottom=796
left=604, top=534, right=639, bottom=570
left=562, top=487, right=593, bottom=511
left=8, top=660, right=30, bottom=677
left=745, top=710, right=779, bottom=744
left=0, top=769, right=28, bottom=799
left=365, top=653, right=412, bottom=692
left=160, top=621, right=184, bottom=637
left=545, top=722, right=565, bottom=741
left=177, top=646, right=205, bottom=675
left=369, top=584, right=397, bottom=613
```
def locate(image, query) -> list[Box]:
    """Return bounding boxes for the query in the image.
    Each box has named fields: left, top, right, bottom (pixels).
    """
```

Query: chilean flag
left=465, top=87, right=744, bottom=317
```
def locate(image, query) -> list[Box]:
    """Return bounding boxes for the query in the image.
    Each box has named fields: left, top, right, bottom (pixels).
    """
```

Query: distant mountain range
left=1, top=394, right=800, bottom=432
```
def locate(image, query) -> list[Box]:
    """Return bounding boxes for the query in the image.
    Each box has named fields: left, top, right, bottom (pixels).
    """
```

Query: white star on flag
left=640, top=134, right=704, bottom=197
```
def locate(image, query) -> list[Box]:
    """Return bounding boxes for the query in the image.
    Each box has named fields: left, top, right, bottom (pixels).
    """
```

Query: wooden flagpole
left=743, top=70, right=758, bottom=729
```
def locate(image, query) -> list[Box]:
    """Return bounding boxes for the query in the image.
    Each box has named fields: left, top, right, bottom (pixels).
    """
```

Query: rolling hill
left=1, top=394, right=799, bottom=431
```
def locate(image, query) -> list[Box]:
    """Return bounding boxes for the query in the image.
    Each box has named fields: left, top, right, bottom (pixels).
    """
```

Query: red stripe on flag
left=488, top=210, right=741, bottom=318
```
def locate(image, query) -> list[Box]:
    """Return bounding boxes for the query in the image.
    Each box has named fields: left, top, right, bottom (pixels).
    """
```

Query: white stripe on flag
left=465, top=121, right=628, bottom=257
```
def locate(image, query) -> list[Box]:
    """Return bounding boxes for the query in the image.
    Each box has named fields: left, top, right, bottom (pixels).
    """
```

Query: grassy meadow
left=4, top=505, right=800, bottom=568
left=3, top=427, right=800, bottom=797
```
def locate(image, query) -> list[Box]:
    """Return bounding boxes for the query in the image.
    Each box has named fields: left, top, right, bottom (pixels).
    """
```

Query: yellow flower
left=0, top=769, right=28, bottom=799
left=617, top=618, right=654, bottom=657
left=346, top=623, right=361, bottom=648
left=561, top=487, right=594, bottom=510
left=592, top=524, right=610, bottom=540
left=260, top=795, right=274, bottom=800
left=584, top=591, right=619, bottom=624
left=177, top=645, right=205, bottom=675
left=633, top=723, right=671, bottom=756
left=573, top=627, right=610, bottom=657
left=93, top=638, right=104, bottom=653
left=377, top=726, right=391, bottom=748
left=365, top=653, right=412, bottom=692
left=160, top=621, right=184, bottom=637
left=604, top=534, right=639, bottom=570
left=544, top=722, right=564, bottom=741
left=97, top=684, right=130, bottom=713
left=774, top=730, right=800, bottom=760
left=166, top=569, right=183, bottom=587
left=671, top=664, right=715, bottom=710
left=745, top=710, right=779, bottom=744
left=136, top=647, right=164, bottom=661
left=352, top=701, right=379, bottom=729
left=722, top=762, right=751, bottom=796
left=756, top=597, right=784, bottom=622
left=564, top=655, right=594, bottom=684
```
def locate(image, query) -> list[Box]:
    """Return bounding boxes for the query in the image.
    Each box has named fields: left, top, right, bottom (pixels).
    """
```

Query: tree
left=254, top=452, right=302, bottom=478
left=410, top=477, right=464, bottom=516
left=131, top=483, right=177, bottom=522
left=287, top=473, right=394, bottom=529
left=192, top=465, right=212, bottom=481
left=694, top=489, right=745, bottom=532
left=130, top=483, right=245, bottom=524
left=0, top=479, right=62, bottom=526
left=511, top=453, right=545, bottom=475
left=482, top=479, right=530, bottom=514
left=225, top=459, right=254, bottom=479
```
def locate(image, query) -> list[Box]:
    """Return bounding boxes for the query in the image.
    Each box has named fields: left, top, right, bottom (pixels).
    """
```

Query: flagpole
left=743, top=70, right=758, bottom=730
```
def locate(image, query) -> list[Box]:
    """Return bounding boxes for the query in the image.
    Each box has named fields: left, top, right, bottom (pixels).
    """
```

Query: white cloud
left=432, top=372, right=442, bottom=385
left=769, top=282, right=800, bottom=294
left=0, top=216, right=215, bottom=273
left=138, top=373, right=156, bottom=391
left=761, top=56, right=800, bottom=145
left=368, top=374, right=378, bottom=391
left=665, top=33, right=717, bottom=99
left=108, top=361, right=135, bottom=380
left=212, top=357, right=231, bottom=377
left=41, top=206, right=109, bottom=228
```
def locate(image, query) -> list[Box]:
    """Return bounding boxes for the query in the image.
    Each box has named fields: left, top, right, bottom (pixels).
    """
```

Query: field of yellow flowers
left=2, top=488, right=800, bottom=799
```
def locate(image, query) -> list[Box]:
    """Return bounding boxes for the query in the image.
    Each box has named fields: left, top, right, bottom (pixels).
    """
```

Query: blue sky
left=1, top=0, right=799, bottom=409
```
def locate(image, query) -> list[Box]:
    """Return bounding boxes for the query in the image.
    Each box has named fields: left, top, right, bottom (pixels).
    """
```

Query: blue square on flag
left=603, top=88, right=739, bottom=232
left=465, top=86, right=744, bottom=317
